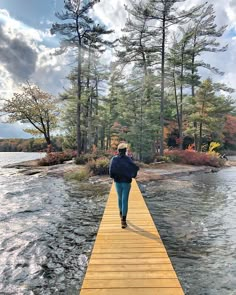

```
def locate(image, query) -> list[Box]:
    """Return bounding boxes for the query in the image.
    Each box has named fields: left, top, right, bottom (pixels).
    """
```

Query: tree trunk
left=45, top=134, right=52, bottom=153
left=198, top=95, right=206, bottom=152
left=160, top=16, right=166, bottom=156
left=192, top=35, right=198, bottom=151
left=139, top=89, right=144, bottom=161
left=87, top=91, right=93, bottom=152
left=198, top=122, right=203, bottom=151
left=173, top=71, right=181, bottom=137
left=100, top=126, right=105, bottom=150
left=179, top=46, right=184, bottom=149
left=84, top=48, right=92, bottom=153
left=94, top=77, right=99, bottom=147
left=76, top=16, right=82, bottom=156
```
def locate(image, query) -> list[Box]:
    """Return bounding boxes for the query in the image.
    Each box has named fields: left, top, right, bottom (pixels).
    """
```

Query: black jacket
left=109, top=155, right=139, bottom=183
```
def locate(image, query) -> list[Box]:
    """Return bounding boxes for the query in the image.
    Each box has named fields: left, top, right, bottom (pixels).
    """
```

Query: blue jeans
left=115, top=182, right=131, bottom=217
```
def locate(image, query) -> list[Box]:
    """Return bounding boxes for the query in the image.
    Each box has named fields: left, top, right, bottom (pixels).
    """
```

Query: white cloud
left=1, top=0, right=236, bottom=138
left=0, top=9, right=10, bottom=19
left=31, top=47, right=70, bottom=94
left=93, top=0, right=128, bottom=37
left=93, top=0, right=236, bottom=92
left=0, top=9, right=68, bottom=98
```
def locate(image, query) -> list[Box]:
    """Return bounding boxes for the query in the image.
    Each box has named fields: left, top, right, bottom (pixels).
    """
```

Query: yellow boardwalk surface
left=80, top=180, right=185, bottom=295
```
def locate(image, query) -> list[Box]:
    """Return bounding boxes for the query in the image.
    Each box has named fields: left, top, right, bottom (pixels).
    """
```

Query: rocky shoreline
left=3, top=158, right=236, bottom=181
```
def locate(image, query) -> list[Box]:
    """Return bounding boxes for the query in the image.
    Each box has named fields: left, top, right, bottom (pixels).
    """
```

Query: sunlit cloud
left=0, top=9, right=67, bottom=98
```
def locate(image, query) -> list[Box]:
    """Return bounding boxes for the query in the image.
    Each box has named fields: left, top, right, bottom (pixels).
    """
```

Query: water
left=0, top=153, right=109, bottom=294
left=0, top=152, right=45, bottom=167
left=144, top=163, right=236, bottom=295
left=1, top=153, right=236, bottom=294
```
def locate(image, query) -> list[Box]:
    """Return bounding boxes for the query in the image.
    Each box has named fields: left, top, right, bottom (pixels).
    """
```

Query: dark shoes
left=121, top=216, right=127, bottom=229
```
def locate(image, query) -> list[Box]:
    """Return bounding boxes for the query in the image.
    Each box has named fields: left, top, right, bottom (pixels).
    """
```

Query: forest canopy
left=1, top=0, right=236, bottom=161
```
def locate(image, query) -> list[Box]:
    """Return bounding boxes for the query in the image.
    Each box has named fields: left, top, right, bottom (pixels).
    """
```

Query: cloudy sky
left=0, top=0, right=235, bottom=138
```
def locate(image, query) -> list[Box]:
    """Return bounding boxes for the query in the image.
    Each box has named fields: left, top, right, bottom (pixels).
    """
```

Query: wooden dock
left=80, top=180, right=185, bottom=295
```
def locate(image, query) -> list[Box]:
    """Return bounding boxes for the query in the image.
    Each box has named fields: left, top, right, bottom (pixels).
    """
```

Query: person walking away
left=109, top=143, right=139, bottom=228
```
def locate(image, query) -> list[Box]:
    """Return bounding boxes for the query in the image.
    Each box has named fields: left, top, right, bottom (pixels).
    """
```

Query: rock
left=54, top=268, right=64, bottom=275
left=23, top=170, right=42, bottom=175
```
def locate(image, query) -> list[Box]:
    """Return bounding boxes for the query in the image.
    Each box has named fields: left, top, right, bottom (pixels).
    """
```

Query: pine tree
left=167, top=29, right=194, bottom=148
left=51, top=0, right=113, bottom=155
left=186, top=3, right=228, bottom=148
left=144, top=0, right=201, bottom=155
left=190, top=79, right=234, bottom=151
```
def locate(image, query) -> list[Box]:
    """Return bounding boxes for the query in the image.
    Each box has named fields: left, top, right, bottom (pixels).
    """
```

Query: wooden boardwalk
left=80, top=180, right=185, bottom=295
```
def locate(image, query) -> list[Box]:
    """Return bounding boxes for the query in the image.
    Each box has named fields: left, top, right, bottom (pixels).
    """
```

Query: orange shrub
left=164, top=149, right=225, bottom=167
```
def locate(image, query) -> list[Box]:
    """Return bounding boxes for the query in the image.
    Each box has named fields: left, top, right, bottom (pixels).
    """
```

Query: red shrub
left=39, top=150, right=75, bottom=166
left=164, top=150, right=224, bottom=167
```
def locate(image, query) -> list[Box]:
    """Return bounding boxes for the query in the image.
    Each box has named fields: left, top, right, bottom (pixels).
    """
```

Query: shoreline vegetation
left=3, top=156, right=236, bottom=182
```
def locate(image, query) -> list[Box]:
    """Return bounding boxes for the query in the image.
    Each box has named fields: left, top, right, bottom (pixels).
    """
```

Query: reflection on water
left=0, top=153, right=109, bottom=294
left=1, top=153, right=236, bottom=294
left=144, top=166, right=236, bottom=295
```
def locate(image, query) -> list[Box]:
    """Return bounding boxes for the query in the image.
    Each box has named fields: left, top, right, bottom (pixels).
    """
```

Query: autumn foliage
left=164, top=149, right=225, bottom=167
left=223, top=115, right=236, bottom=148
left=39, top=150, right=76, bottom=166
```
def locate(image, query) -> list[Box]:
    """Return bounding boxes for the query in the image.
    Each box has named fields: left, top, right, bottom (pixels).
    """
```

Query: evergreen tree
left=167, top=29, right=194, bottom=148
left=61, top=55, right=110, bottom=151
left=190, top=79, right=234, bottom=151
left=186, top=3, right=228, bottom=148
left=145, top=0, right=201, bottom=155
left=51, top=0, right=113, bottom=155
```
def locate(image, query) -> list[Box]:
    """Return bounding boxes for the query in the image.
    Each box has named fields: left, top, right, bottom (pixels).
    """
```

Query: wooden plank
left=89, top=258, right=171, bottom=265
left=93, top=247, right=167, bottom=253
left=80, top=288, right=184, bottom=295
left=95, top=236, right=161, bottom=242
left=80, top=180, right=185, bottom=295
left=82, top=278, right=181, bottom=288
left=86, top=264, right=175, bottom=272
left=96, top=233, right=161, bottom=240
left=93, top=242, right=164, bottom=247
left=85, top=271, right=178, bottom=279
left=91, top=253, right=168, bottom=259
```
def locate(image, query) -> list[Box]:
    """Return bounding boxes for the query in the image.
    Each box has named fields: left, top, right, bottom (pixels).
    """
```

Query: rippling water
left=144, top=163, right=236, bottom=295
left=0, top=153, right=109, bottom=295
left=1, top=153, right=236, bottom=294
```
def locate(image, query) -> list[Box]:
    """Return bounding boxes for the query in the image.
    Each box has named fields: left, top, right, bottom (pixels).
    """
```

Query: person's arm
left=109, top=157, right=115, bottom=178
left=126, top=156, right=139, bottom=178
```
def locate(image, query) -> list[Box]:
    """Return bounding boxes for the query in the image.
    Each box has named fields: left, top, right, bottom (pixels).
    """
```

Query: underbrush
left=39, top=150, right=75, bottom=166
left=86, top=157, right=110, bottom=175
left=64, top=169, right=89, bottom=181
left=75, top=151, right=113, bottom=165
left=164, top=149, right=225, bottom=167
left=65, top=157, right=110, bottom=181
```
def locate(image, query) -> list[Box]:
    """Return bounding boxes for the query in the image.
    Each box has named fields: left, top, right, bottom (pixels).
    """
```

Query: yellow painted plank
left=96, top=228, right=159, bottom=233
left=93, top=242, right=164, bottom=247
left=92, top=247, right=167, bottom=253
left=93, top=243, right=165, bottom=248
left=89, top=258, right=171, bottom=265
left=96, top=231, right=160, bottom=237
left=80, top=180, right=185, bottom=295
left=91, top=253, right=169, bottom=259
left=85, top=270, right=178, bottom=279
left=80, top=288, right=184, bottom=295
left=86, top=264, right=175, bottom=272
left=95, top=235, right=161, bottom=242
left=82, top=278, right=181, bottom=288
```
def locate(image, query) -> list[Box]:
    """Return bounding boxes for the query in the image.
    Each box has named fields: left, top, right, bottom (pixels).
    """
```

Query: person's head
left=117, top=142, right=127, bottom=155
